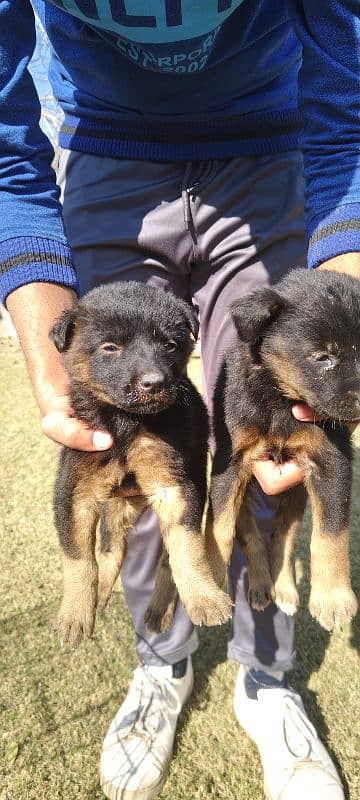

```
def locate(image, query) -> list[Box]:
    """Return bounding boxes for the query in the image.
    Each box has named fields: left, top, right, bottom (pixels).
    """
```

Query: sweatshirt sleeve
left=288, top=1, right=360, bottom=268
left=0, top=0, right=78, bottom=304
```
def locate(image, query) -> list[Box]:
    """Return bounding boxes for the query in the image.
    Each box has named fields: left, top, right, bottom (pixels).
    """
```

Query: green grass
left=1, top=338, right=359, bottom=800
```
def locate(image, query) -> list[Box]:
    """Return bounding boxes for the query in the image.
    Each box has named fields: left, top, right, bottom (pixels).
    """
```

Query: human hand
left=6, top=282, right=113, bottom=452
left=41, top=393, right=113, bottom=451
left=252, top=402, right=320, bottom=495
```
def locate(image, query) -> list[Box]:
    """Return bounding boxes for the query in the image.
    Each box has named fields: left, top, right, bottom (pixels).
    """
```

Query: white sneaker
left=234, top=666, right=344, bottom=800
left=100, top=658, right=193, bottom=800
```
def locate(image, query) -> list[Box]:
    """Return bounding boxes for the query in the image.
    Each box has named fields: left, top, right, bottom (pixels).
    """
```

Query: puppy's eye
left=164, top=340, right=177, bottom=353
left=310, top=352, right=336, bottom=368
left=315, top=353, right=331, bottom=362
left=100, top=342, right=121, bottom=353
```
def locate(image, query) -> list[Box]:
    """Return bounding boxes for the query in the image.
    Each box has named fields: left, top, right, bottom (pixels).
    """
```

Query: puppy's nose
left=138, top=371, right=165, bottom=393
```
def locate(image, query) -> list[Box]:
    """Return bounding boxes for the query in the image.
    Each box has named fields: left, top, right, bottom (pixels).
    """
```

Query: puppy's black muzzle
left=136, top=370, right=166, bottom=394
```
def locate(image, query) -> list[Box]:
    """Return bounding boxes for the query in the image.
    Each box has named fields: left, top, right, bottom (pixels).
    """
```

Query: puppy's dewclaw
left=209, top=268, right=360, bottom=630
left=50, top=281, right=217, bottom=647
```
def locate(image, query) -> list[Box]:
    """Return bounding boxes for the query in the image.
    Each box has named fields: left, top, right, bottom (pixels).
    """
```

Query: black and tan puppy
left=207, top=268, right=359, bottom=631
left=50, top=281, right=232, bottom=647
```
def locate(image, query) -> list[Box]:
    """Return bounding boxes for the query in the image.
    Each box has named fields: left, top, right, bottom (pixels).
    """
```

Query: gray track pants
left=58, top=150, right=307, bottom=671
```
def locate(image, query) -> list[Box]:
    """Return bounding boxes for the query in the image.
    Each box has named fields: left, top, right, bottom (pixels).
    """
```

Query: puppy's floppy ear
left=183, top=302, right=199, bottom=341
left=231, top=288, right=287, bottom=342
left=49, top=306, right=78, bottom=352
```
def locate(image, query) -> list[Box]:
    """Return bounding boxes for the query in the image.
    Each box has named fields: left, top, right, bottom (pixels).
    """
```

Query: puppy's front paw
left=144, top=602, right=176, bottom=634
left=248, top=581, right=273, bottom=612
left=272, top=582, right=299, bottom=617
left=56, top=561, right=98, bottom=647
left=309, top=585, right=358, bottom=631
left=185, top=586, right=233, bottom=627
left=56, top=595, right=97, bottom=648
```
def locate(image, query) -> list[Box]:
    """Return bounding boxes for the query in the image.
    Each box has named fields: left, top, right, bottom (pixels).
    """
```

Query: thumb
left=292, top=402, right=322, bottom=423
left=42, top=410, right=113, bottom=451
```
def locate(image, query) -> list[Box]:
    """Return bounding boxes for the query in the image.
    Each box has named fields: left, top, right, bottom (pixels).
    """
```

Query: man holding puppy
left=1, top=2, right=359, bottom=799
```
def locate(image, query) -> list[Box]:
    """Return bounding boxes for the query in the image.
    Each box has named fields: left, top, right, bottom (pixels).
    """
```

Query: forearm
left=288, top=1, right=360, bottom=269
left=7, top=282, right=76, bottom=414
left=0, top=0, right=77, bottom=304
left=7, top=282, right=112, bottom=451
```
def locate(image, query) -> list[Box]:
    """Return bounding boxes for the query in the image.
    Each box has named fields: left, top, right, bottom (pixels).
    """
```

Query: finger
left=42, top=411, right=113, bottom=451
left=253, top=459, right=305, bottom=496
left=292, top=402, right=322, bottom=423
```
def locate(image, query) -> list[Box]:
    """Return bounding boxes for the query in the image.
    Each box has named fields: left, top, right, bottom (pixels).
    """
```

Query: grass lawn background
left=1, top=336, right=359, bottom=800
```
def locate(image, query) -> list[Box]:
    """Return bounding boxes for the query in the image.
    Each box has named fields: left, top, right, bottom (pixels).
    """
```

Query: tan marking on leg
left=144, top=480, right=232, bottom=627
left=144, top=549, right=178, bottom=634
left=56, top=488, right=100, bottom=647
left=56, top=554, right=99, bottom=648
left=209, top=489, right=247, bottom=578
left=270, top=488, right=306, bottom=616
left=204, top=512, right=228, bottom=589
left=128, top=433, right=232, bottom=625
left=236, top=502, right=273, bottom=611
left=97, top=495, right=146, bottom=612
left=275, top=428, right=357, bottom=628
left=274, top=428, right=357, bottom=629
left=271, top=519, right=301, bottom=616
left=308, top=521, right=357, bottom=631
left=208, top=452, right=257, bottom=587
left=166, top=524, right=233, bottom=626
left=56, top=459, right=123, bottom=646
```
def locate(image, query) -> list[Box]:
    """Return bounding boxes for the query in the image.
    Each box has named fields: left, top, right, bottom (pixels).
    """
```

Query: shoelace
left=282, top=694, right=318, bottom=760
left=116, top=668, right=179, bottom=744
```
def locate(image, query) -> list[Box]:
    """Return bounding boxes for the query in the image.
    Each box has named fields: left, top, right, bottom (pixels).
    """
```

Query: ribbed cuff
left=0, top=236, right=79, bottom=304
left=307, top=204, right=360, bottom=268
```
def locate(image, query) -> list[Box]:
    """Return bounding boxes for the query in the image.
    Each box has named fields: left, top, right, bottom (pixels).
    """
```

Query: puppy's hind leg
left=270, top=485, right=307, bottom=616
left=54, top=459, right=100, bottom=648
left=144, top=548, right=178, bottom=634
left=97, top=497, right=146, bottom=612
left=236, top=496, right=273, bottom=612
left=206, top=457, right=251, bottom=589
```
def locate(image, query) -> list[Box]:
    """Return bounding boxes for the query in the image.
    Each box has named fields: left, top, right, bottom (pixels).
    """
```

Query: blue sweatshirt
left=0, top=1, right=360, bottom=302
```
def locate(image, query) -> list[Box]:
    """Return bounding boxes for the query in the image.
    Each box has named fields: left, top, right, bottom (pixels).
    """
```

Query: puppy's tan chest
left=126, top=431, right=178, bottom=494
left=89, top=430, right=176, bottom=501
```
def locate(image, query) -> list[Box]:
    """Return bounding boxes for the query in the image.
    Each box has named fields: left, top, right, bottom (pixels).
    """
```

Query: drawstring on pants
left=181, top=161, right=195, bottom=233
left=181, top=160, right=221, bottom=235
